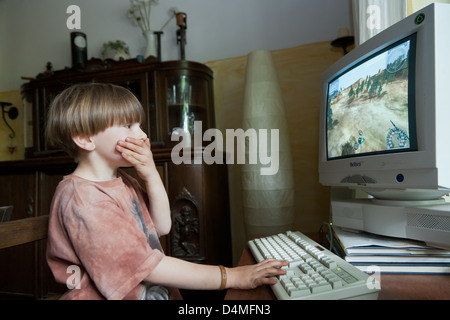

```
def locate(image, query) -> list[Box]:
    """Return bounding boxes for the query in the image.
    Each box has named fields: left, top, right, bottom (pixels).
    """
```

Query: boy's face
left=91, top=123, right=147, bottom=167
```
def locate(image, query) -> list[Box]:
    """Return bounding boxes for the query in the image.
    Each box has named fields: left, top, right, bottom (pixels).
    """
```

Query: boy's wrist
left=140, top=168, right=160, bottom=183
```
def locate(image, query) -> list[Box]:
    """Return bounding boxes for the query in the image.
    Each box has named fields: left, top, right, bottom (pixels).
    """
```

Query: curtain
left=352, top=0, right=407, bottom=46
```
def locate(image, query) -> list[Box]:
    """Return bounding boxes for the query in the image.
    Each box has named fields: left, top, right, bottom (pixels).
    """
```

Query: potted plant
left=101, top=40, right=131, bottom=61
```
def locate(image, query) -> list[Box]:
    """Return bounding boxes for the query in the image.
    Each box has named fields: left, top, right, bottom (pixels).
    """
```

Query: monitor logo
left=350, top=162, right=362, bottom=168
left=415, top=13, right=426, bottom=25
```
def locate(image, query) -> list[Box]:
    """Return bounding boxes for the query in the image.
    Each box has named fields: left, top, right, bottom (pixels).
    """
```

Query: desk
left=225, top=248, right=450, bottom=300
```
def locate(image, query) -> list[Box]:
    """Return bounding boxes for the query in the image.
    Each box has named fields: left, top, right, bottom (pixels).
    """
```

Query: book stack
left=329, top=227, right=450, bottom=274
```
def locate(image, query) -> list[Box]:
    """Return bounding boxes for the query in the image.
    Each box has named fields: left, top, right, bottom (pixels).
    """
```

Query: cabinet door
left=92, top=73, right=161, bottom=145
left=167, top=161, right=206, bottom=263
left=39, top=84, right=71, bottom=154
left=157, top=62, right=215, bottom=148
left=167, top=158, right=232, bottom=266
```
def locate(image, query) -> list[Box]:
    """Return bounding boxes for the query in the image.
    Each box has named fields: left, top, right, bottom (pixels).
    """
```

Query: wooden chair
left=0, top=215, right=49, bottom=249
left=0, top=215, right=60, bottom=299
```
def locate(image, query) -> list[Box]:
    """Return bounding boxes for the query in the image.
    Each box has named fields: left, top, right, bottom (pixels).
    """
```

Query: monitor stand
left=330, top=193, right=450, bottom=250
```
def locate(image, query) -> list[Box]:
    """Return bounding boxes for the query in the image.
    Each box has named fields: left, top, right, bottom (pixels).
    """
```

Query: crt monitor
left=318, top=3, right=450, bottom=201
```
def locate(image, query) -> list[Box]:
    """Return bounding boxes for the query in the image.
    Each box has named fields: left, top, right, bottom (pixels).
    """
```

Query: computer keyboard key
left=329, top=279, right=343, bottom=289
left=310, top=282, right=333, bottom=294
left=290, top=287, right=311, bottom=298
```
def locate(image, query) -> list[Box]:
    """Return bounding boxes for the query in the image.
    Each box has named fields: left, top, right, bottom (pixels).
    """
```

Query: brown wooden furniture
left=0, top=58, right=231, bottom=299
left=0, top=214, right=60, bottom=299
left=0, top=215, right=49, bottom=250
left=225, top=247, right=450, bottom=300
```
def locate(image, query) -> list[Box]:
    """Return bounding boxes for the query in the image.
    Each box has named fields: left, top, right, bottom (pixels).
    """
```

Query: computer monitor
left=319, top=3, right=450, bottom=202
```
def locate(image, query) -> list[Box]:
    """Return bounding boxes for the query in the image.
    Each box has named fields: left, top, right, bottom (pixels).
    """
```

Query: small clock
left=74, top=35, right=86, bottom=49
left=70, top=32, right=87, bottom=66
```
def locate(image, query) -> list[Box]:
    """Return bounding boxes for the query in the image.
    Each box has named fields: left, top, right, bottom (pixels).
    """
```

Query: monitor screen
left=326, top=34, right=417, bottom=161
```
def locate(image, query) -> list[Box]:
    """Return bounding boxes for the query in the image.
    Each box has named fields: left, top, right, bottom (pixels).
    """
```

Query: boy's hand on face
left=116, top=137, right=157, bottom=180
left=117, top=136, right=172, bottom=235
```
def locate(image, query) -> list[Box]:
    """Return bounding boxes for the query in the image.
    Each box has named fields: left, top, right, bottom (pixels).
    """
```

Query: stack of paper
left=329, top=227, right=450, bottom=274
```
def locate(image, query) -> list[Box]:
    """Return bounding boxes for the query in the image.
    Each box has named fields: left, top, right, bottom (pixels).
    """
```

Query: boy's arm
left=142, top=166, right=172, bottom=236
left=146, top=256, right=289, bottom=290
left=117, top=137, right=172, bottom=235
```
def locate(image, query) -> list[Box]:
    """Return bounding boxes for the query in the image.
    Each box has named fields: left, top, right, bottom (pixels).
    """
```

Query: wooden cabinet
left=0, top=58, right=231, bottom=299
left=21, top=58, right=215, bottom=156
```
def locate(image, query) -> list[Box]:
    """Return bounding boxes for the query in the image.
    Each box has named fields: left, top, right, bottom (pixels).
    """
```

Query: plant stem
left=160, top=12, right=176, bottom=31
left=137, top=3, right=149, bottom=31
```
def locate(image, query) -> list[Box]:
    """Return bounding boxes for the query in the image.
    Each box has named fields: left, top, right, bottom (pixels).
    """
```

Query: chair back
left=0, top=215, right=49, bottom=249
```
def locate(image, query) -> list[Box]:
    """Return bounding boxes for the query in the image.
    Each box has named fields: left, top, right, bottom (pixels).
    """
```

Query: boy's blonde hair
left=46, top=83, right=145, bottom=158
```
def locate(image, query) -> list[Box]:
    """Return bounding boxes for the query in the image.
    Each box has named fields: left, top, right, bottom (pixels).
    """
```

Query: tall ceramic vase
left=241, top=50, right=295, bottom=239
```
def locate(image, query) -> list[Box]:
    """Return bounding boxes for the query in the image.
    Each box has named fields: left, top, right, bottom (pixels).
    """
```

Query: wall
left=407, top=0, right=450, bottom=14
left=207, top=41, right=344, bottom=263
left=0, top=90, right=23, bottom=161
left=0, top=0, right=353, bottom=161
left=0, top=0, right=352, bottom=92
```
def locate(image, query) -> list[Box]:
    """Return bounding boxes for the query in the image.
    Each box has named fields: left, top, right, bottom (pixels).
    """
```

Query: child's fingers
left=117, top=138, right=151, bottom=157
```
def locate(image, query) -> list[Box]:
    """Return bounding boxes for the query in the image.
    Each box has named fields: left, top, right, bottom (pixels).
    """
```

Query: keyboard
left=248, top=231, right=380, bottom=300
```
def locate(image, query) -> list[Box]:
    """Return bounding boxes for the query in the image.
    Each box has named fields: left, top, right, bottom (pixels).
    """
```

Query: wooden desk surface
left=225, top=247, right=450, bottom=300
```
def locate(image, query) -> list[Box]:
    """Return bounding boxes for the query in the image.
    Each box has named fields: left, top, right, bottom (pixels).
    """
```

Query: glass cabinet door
left=166, top=75, right=209, bottom=139
left=95, top=74, right=158, bottom=145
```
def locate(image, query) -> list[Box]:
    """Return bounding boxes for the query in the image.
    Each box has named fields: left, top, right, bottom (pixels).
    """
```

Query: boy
left=46, top=83, right=287, bottom=300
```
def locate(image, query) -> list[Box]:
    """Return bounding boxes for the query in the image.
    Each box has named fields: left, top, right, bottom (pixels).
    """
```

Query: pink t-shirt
left=46, top=170, right=165, bottom=300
